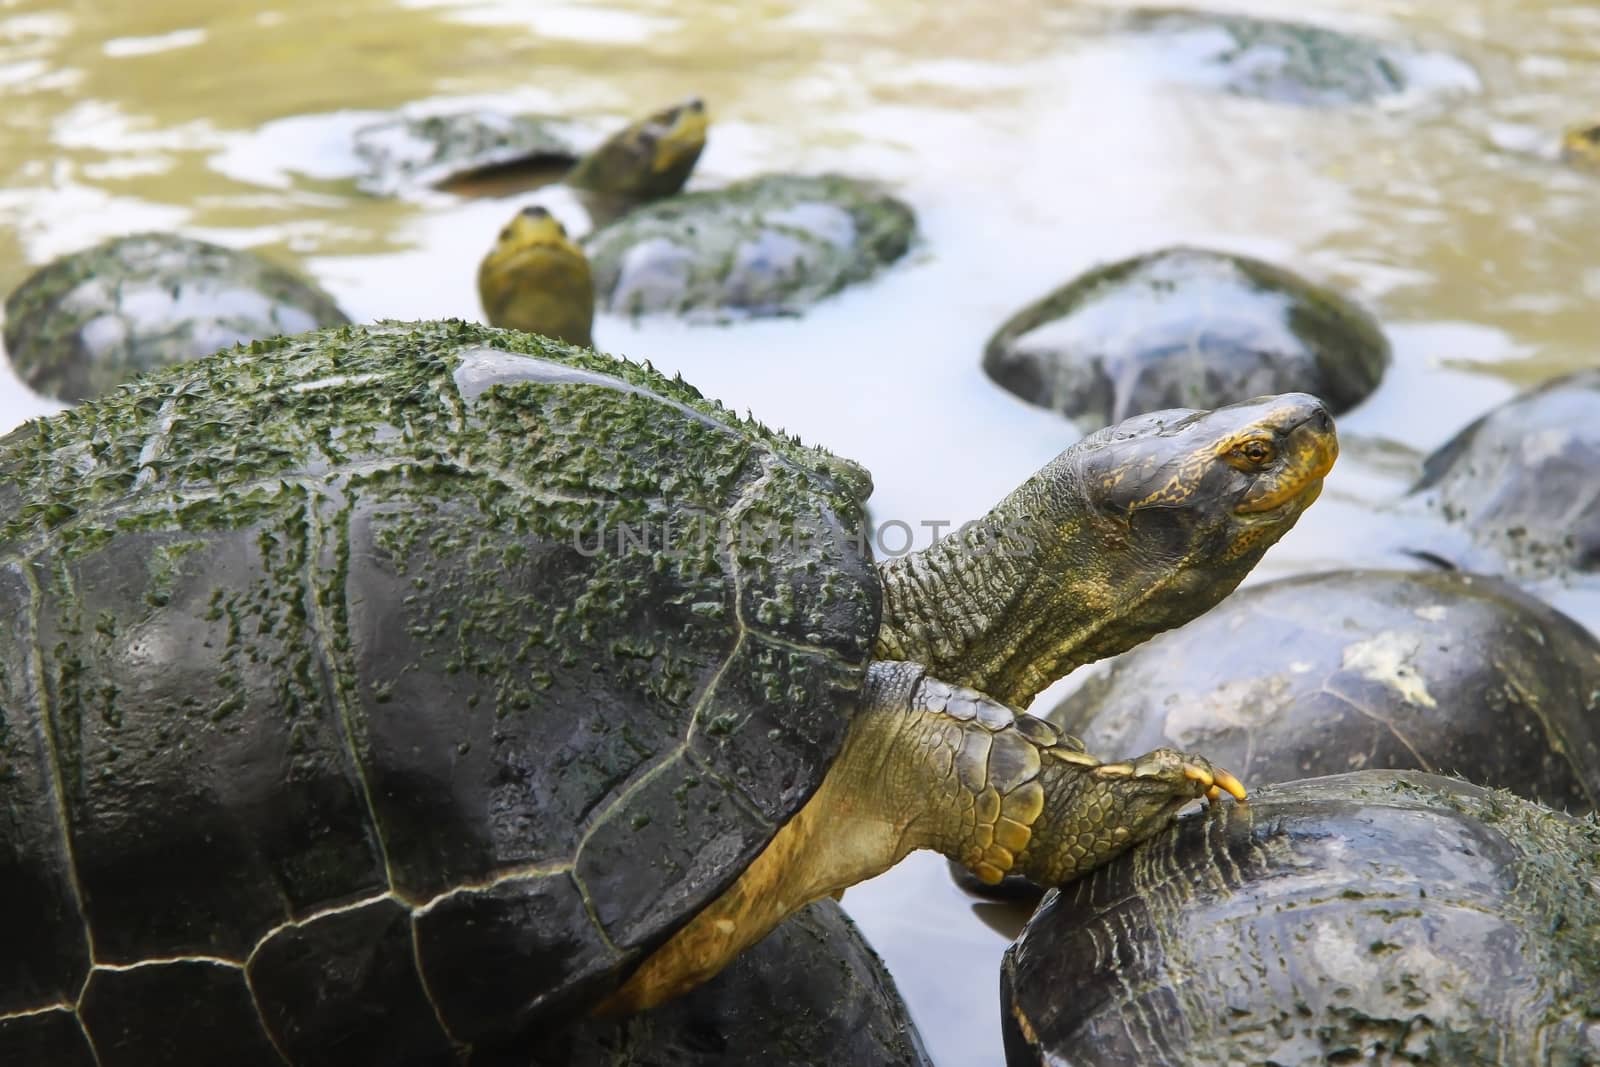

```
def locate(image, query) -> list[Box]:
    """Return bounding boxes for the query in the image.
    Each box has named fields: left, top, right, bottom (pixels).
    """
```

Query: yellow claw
left=1181, top=762, right=1215, bottom=788
left=1213, top=767, right=1248, bottom=802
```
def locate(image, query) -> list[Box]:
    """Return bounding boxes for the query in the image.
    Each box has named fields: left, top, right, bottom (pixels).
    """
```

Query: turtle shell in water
left=1396, top=369, right=1600, bottom=581
left=1049, top=569, right=1600, bottom=812
left=3, top=232, right=348, bottom=404
left=982, top=246, right=1388, bottom=432
left=0, top=319, right=878, bottom=1064
left=350, top=110, right=585, bottom=196
left=1117, top=9, right=1478, bottom=107
left=1002, top=771, right=1600, bottom=1066
left=582, top=173, right=917, bottom=321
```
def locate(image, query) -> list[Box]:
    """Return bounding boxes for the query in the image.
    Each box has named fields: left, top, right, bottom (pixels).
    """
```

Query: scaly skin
left=476, top=205, right=596, bottom=346
left=566, top=97, right=708, bottom=202
left=876, top=393, right=1338, bottom=707
left=602, top=661, right=1242, bottom=1015
left=1561, top=121, right=1600, bottom=172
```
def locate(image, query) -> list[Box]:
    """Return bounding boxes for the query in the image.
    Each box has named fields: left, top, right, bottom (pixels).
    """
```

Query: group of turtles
left=1, top=7, right=1599, bottom=1067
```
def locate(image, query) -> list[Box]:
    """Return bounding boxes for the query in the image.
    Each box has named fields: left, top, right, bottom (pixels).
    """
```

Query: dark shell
left=1398, top=369, right=1600, bottom=581
left=1049, top=569, right=1600, bottom=812
left=982, top=247, right=1388, bottom=431
left=527, top=899, right=932, bottom=1066
left=0, top=319, right=879, bottom=1062
left=3, top=233, right=349, bottom=404
left=351, top=111, right=583, bottom=196
left=1118, top=10, right=1475, bottom=107
left=1002, top=771, right=1600, bottom=1066
left=583, top=174, right=917, bottom=321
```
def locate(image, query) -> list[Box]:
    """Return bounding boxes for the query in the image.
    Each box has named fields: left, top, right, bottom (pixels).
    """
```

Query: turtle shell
left=1116, top=10, right=1478, bottom=107
left=1399, top=369, right=1600, bottom=581
left=1048, top=568, right=1600, bottom=812
left=350, top=110, right=585, bottom=196
left=982, top=246, right=1389, bottom=432
left=1002, top=771, right=1600, bottom=1066
left=582, top=173, right=917, bottom=321
left=0, top=319, right=878, bottom=1064
left=3, top=232, right=349, bottom=404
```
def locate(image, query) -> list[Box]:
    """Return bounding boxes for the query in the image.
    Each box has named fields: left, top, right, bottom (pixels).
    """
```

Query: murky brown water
left=1, top=1, right=1596, bottom=1064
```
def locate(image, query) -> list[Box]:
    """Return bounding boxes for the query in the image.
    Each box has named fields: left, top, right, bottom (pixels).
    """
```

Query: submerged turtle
left=1561, top=120, right=1600, bottom=172
left=1052, top=569, right=1600, bottom=812
left=983, top=246, right=1389, bottom=431
left=1396, top=369, right=1600, bottom=580
left=477, top=206, right=596, bottom=346
left=2, top=232, right=348, bottom=404
left=1001, top=771, right=1600, bottom=1066
left=0, top=320, right=1336, bottom=1063
left=353, top=98, right=708, bottom=209
left=529, top=899, right=931, bottom=1066
left=581, top=173, right=917, bottom=321
left=1119, top=9, right=1477, bottom=107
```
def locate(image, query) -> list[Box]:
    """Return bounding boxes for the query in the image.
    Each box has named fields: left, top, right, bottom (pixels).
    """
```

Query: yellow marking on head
left=1561, top=122, right=1600, bottom=170
left=652, top=101, right=710, bottom=173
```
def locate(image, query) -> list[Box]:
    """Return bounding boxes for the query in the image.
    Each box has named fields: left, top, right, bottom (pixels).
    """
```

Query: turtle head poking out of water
left=567, top=96, right=709, bottom=202
left=476, top=204, right=596, bottom=346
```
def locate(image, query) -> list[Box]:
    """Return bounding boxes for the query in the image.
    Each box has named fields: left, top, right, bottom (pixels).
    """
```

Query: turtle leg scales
left=597, top=660, right=1243, bottom=1016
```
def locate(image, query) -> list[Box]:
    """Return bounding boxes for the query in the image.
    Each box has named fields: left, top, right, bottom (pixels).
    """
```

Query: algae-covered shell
left=582, top=173, right=917, bottom=321
left=1049, top=569, right=1600, bottom=812
left=1002, top=771, right=1600, bottom=1066
left=983, top=247, right=1388, bottom=431
left=0, top=319, right=878, bottom=1063
left=3, top=232, right=349, bottom=404
left=351, top=110, right=584, bottom=196
left=1119, top=9, right=1478, bottom=107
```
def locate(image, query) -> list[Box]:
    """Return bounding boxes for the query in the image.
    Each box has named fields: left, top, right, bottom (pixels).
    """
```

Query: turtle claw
left=1177, top=757, right=1248, bottom=803
left=1213, top=766, right=1248, bottom=802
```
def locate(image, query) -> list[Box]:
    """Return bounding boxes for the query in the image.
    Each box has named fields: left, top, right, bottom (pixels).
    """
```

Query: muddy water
left=1, top=1, right=1596, bottom=1064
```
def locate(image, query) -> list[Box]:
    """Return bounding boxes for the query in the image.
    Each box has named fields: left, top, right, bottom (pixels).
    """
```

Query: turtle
left=470, top=101, right=711, bottom=342
left=1050, top=568, right=1600, bottom=813
left=1000, top=770, right=1600, bottom=1066
left=352, top=98, right=708, bottom=212
left=476, top=206, right=596, bottom=346
left=982, top=246, right=1390, bottom=432
left=528, top=899, right=931, bottom=1066
left=2, top=232, right=348, bottom=404
left=1394, top=369, right=1600, bottom=581
left=581, top=173, right=917, bottom=321
left=1117, top=9, right=1478, bottom=107
left=1561, top=120, right=1600, bottom=172
left=0, top=319, right=1336, bottom=1064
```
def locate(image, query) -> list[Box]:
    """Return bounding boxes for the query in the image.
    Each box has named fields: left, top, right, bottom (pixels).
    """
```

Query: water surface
left=1, top=1, right=1596, bottom=1063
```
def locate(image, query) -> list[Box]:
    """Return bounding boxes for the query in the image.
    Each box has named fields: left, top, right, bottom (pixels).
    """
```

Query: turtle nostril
left=1311, top=408, right=1333, bottom=434
left=520, top=205, right=550, bottom=219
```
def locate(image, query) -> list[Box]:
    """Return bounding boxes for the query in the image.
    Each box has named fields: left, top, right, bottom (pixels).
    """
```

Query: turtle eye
left=1226, top=438, right=1277, bottom=471
left=498, top=227, right=513, bottom=241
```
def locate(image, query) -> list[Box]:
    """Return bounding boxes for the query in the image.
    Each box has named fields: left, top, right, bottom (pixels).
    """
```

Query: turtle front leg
left=597, top=660, right=1243, bottom=1016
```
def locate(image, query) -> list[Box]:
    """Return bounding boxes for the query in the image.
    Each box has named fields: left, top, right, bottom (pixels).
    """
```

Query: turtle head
left=1045, top=392, right=1337, bottom=662
left=566, top=98, right=709, bottom=201
left=1560, top=120, right=1600, bottom=171
left=491, top=204, right=572, bottom=252
left=878, top=393, right=1335, bottom=707
left=477, top=205, right=596, bottom=348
